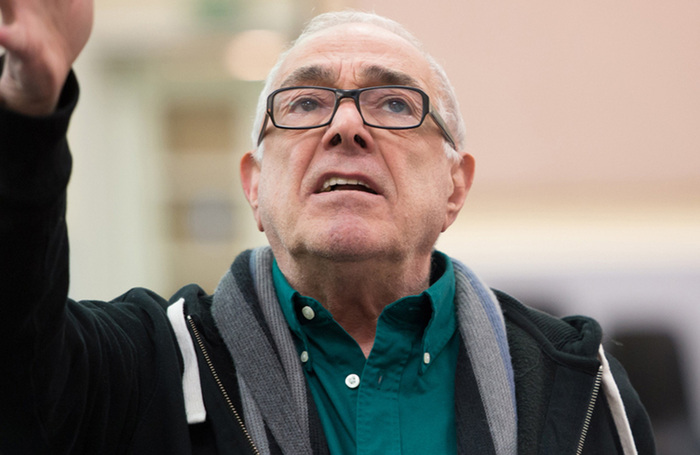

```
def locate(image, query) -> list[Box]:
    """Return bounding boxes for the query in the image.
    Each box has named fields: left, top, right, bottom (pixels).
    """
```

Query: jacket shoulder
left=495, top=289, right=656, bottom=455
left=494, top=289, right=604, bottom=453
left=496, top=289, right=602, bottom=365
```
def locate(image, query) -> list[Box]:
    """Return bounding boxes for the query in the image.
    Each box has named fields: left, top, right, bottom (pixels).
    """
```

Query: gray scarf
left=212, top=247, right=516, bottom=455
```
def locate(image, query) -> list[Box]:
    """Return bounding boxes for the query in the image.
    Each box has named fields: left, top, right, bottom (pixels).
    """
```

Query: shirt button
left=423, top=352, right=431, bottom=365
left=300, top=351, right=309, bottom=363
left=345, top=374, right=360, bottom=389
left=301, top=306, right=315, bottom=320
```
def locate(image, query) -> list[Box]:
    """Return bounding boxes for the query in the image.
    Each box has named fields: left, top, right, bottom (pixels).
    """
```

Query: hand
left=0, top=0, right=93, bottom=115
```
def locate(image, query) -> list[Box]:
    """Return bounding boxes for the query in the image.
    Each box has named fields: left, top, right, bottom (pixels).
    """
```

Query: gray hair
left=251, top=11, right=466, bottom=162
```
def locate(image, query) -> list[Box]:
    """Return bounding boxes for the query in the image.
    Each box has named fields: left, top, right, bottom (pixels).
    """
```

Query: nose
left=323, top=99, right=372, bottom=150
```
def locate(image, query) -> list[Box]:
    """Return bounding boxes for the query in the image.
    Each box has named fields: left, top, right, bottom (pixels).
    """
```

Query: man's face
left=241, top=23, right=474, bottom=266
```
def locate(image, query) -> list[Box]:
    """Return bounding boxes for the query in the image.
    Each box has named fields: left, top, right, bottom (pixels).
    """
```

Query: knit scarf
left=212, top=247, right=517, bottom=455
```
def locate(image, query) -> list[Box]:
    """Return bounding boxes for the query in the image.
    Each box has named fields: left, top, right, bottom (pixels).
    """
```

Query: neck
left=276, top=251, right=432, bottom=356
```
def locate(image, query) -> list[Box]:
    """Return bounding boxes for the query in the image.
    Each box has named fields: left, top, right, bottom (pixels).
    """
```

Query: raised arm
left=0, top=0, right=92, bottom=337
left=1, top=2, right=94, bottom=451
left=0, top=0, right=93, bottom=115
left=0, top=4, right=200, bottom=453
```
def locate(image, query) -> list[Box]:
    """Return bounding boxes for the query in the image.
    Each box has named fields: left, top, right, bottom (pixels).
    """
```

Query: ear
left=442, top=152, right=475, bottom=232
left=240, top=151, right=264, bottom=232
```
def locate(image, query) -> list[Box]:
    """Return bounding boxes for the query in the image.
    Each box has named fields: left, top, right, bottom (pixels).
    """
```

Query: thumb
left=0, top=23, right=24, bottom=55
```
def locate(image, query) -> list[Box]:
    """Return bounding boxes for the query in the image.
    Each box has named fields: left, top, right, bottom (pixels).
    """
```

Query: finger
left=0, top=2, right=17, bottom=24
left=0, top=23, right=23, bottom=54
left=0, top=24, right=11, bottom=50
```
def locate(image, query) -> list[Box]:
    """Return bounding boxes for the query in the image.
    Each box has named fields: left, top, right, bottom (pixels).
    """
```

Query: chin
left=303, top=229, right=405, bottom=263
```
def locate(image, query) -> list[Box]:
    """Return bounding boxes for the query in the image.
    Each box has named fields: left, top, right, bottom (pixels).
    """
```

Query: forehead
left=275, top=23, right=435, bottom=91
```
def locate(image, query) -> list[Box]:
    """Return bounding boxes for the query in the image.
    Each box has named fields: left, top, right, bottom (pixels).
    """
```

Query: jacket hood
left=495, top=289, right=603, bottom=374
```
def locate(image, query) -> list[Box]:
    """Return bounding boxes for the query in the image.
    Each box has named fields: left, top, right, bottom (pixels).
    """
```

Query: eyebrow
left=361, top=65, right=420, bottom=87
left=280, top=65, right=336, bottom=87
left=279, top=64, right=421, bottom=88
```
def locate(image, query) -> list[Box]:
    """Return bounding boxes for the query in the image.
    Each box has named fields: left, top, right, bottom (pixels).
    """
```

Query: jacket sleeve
left=0, top=64, right=190, bottom=454
left=0, top=63, right=76, bottom=450
left=0, top=58, right=77, bottom=355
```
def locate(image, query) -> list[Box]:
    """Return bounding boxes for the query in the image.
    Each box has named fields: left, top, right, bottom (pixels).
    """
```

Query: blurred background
left=19, top=0, right=700, bottom=452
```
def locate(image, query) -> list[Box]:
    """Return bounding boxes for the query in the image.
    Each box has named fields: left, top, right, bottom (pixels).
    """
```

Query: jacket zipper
left=186, top=315, right=261, bottom=455
left=575, top=365, right=604, bottom=455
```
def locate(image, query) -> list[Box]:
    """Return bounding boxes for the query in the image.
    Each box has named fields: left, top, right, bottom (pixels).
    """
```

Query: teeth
left=321, top=177, right=372, bottom=192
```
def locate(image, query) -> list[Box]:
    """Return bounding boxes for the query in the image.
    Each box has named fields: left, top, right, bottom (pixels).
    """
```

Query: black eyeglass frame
left=256, top=85, right=457, bottom=150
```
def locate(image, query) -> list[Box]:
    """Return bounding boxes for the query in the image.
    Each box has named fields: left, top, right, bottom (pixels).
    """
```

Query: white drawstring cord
left=599, top=344, right=638, bottom=455
left=167, top=297, right=207, bottom=424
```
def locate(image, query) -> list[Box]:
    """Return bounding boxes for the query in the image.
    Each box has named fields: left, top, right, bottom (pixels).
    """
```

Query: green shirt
left=273, top=252, right=459, bottom=455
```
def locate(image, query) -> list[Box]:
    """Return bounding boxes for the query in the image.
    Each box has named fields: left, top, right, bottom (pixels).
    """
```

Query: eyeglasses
left=256, top=85, right=456, bottom=150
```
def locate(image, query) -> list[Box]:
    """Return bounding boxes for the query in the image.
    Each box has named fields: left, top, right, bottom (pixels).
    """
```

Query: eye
left=382, top=98, right=412, bottom=115
left=289, top=97, right=322, bottom=113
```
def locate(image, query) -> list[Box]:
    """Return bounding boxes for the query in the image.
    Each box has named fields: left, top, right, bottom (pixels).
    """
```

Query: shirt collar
left=272, top=260, right=305, bottom=337
left=272, top=251, right=456, bottom=370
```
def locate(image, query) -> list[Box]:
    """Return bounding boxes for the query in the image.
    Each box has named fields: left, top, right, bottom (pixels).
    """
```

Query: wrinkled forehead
left=274, top=23, right=436, bottom=92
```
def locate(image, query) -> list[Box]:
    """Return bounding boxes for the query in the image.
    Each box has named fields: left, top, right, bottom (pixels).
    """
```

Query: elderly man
left=0, top=1, right=654, bottom=454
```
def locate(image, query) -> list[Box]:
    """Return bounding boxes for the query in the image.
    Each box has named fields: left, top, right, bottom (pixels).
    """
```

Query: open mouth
left=318, top=177, right=378, bottom=195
